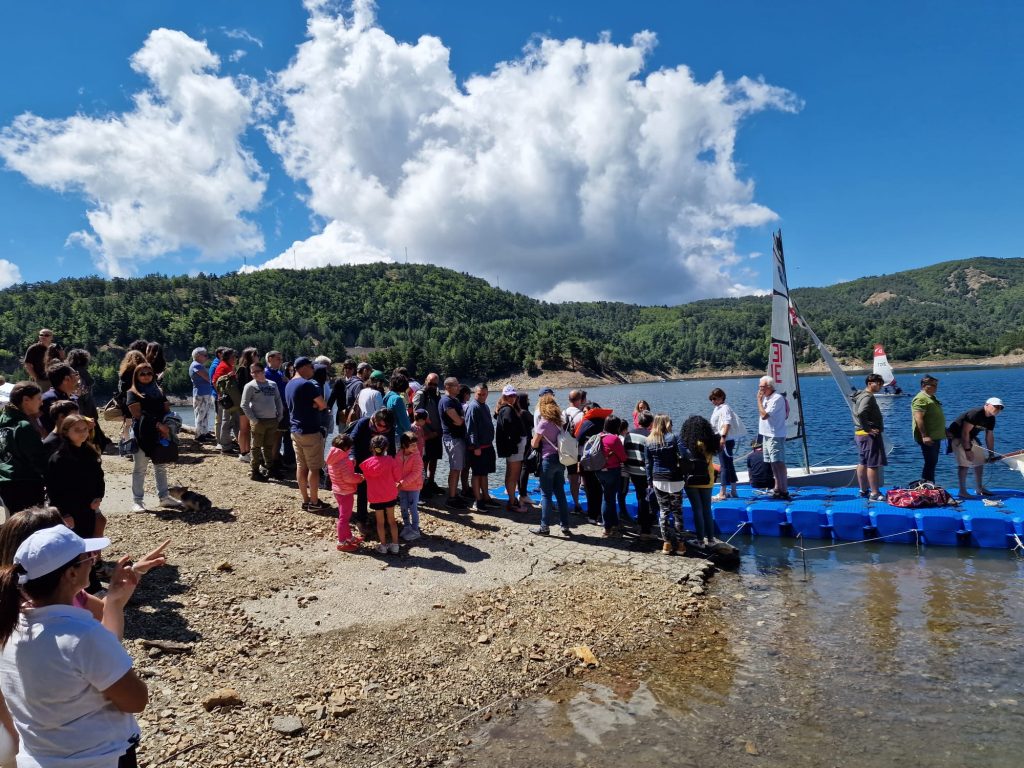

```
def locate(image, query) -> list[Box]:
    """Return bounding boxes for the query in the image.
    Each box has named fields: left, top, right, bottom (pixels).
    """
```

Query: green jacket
left=0, top=407, right=48, bottom=483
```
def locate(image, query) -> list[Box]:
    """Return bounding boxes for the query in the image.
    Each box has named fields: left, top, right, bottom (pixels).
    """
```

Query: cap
left=536, top=386, right=555, bottom=398
left=370, top=370, right=387, bottom=382
left=14, top=526, right=110, bottom=585
left=414, top=408, right=429, bottom=419
left=294, top=356, right=313, bottom=369
left=502, top=385, right=518, bottom=397
left=356, top=362, right=371, bottom=372
left=986, top=397, right=1005, bottom=408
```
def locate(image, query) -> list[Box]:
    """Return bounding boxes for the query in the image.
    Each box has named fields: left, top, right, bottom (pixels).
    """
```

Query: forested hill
left=0, top=257, right=1022, bottom=396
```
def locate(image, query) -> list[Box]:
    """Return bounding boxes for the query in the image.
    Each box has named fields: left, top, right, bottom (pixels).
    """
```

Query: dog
left=166, top=486, right=212, bottom=514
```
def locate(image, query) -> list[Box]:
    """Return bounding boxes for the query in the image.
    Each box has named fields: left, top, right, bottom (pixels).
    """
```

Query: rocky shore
left=101, top=435, right=715, bottom=767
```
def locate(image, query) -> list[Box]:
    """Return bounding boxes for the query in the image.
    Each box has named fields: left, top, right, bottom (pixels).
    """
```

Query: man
left=562, top=389, right=586, bottom=512
left=852, top=373, right=886, bottom=500
left=39, top=363, right=80, bottom=434
left=189, top=347, right=216, bottom=443
left=344, top=362, right=371, bottom=422
left=23, top=329, right=53, bottom=391
left=911, top=375, right=945, bottom=483
left=948, top=397, right=1003, bottom=497
left=240, top=361, right=284, bottom=483
left=349, top=408, right=396, bottom=533
left=285, top=357, right=330, bottom=511
left=439, top=376, right=468, bottom=508
left=265, top=350, right=294, bottom=473
left=327, top=359, right=357, bottom=429
left=464, top=383, right=496, bottom=512
left=358, top=370, right=386, bottom=418
left=756, top=375, right=790, bottom=500
left=412, top=373, right=443, bottom=491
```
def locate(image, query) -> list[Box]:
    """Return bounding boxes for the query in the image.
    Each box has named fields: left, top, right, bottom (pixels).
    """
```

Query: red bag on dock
left=885, top=483, right=955, bottom=508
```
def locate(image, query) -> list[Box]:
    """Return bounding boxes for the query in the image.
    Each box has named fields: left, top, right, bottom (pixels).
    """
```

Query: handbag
left=102, top=398, right=125, bottom=423
left=118, top=434, right=138, bottom=458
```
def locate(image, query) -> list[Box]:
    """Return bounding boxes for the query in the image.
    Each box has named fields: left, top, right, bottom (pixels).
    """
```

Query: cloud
left=221, top=27, right=264, bottom=48
left=228, top=49, right=248, bottom=62
left=257, top=2, right=799, bottom=303
left=0, top=28, right=266, bottom=277
left=0, top=259, right=21, bottom=289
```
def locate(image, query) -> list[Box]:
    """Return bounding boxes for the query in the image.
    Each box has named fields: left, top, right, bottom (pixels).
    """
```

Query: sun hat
left=14, top=526, right=110, bottom=585
left=502, top=385, right=518, bottom=397
left=986, top=397, right=1005, bottom=408
left=293, top=356, right=313, bottom=369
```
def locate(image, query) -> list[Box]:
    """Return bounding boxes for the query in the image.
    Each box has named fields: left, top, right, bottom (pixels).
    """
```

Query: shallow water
left=462, top=539, right=1024, bottom=767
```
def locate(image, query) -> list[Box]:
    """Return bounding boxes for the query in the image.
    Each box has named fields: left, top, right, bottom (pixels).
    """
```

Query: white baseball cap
left=986, top=397, right=1005, bottom=409
left=14, top=526, right=110, bottom=585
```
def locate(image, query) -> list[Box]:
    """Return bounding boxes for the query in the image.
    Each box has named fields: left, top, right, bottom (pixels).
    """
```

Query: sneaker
left=399, top=525, right=414, bottom=541
left=868, top=492, right=885, bottom=502
left=131, top=502, right=147, bottom=513
left=219, top=445, right=237, bottom=455
left=560, top=527, right=572, bottom=537
left=858, top=490, right=870, bottom=498
left=301, top=500, right=311, bottom=511
left=469, top=502, right=482, bottom=513
left=529, top=526, right=550, bottom=536
left=307, top=499, right=332, bottom=512
left=238, top=452, right=250, bottom=463
left=405, top=529, right=421, bottom=541
left=158, top=496, right=183, bottom=509
left=336, top=541, right=358, bottom=553
left=375, top=543, right=388, bottom=554
left=978, top=487, right=995, bottom=497
left=250, top=472, right=268, bottom=483
left=662, top=541, right=673, bottom=555
left=445, top=496, right=466, bottom=509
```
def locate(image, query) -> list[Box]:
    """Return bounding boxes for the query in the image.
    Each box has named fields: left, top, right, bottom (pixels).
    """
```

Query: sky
left=0, top=1, right=1021, bottom=304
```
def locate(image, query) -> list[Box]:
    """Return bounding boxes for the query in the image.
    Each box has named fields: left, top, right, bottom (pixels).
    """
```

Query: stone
left=571, top=645, right=599, bottom=668
left=215, top=561, right=233, bottom=572
left=202, top=688, right=242, bottom=711
left=271, top=716, right=304, bottom=736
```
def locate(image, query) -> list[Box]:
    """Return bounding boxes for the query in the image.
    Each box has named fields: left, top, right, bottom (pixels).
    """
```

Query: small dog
left=166, top=486, right=212, bottom=514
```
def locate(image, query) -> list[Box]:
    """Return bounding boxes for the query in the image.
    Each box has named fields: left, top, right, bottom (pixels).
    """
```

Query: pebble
left=271, top=716, right=304, bottom=736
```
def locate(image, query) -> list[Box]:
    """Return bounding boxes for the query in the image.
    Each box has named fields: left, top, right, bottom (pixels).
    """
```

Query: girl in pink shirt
left=359, top=435, right=402, bottom=554
left=397, top=431, right=425, bottom=541
left=326, top=434, right=364, bottom=552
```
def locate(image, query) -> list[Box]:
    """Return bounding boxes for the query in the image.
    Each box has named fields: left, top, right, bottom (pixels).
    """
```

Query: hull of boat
left=736, top=464, right=859, bottom=488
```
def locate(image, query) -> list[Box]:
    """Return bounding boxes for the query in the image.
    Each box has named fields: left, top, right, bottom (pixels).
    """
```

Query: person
left=22, top=337, right=49, bottom=391
left=240, top=361, right=284, bottom=483
left=562, top=389, right=587, bottom=512
left=0, top=526, right=148, bottom=767
left=265, top=351, right=294, bottom=473
left=465, top=383, right=496, bottom=512
left=357, top=371, right=386, bottom=419
left=66, top=348, right=110, bottom=452
left=45, top=414, right=106, bottom=539
left=285, top=357, right=330, bottom=512
left=412, top=373, right=443, bottom=492
left=622, top=410, right=654, bottom=539
left=189, top=347, right=216, bottom=443
left=115, top=351, right=147, bottom=419
left=852, top=373, right=887, bottom=500
left=948, top=397, right=1003, bottom=497
left=144, top=341, right=166, bottom=381
left=344, top=362, right=371, bottom=423
left=439, top=377, right=468, bottom=509
left=39, top=362, right=80, bottom=434
left=632, top=400, right=651, bottom=429
left=495, top=385, right=527, bottom=513
left=327, top=359, right=356, bottom=430
left=312, top=363, right=334, bottom=438
left=594, top=415, right=628, bottom=537
left=911, top=375, right=946, bottom=483
left=383, top=374, right=412, bottom=441
left=42, top=399, right=81, bottom=460
left=411, top=409, right=429, bottom=455
left=213, top=349, right=241, bottom=456
left=645, top=414, right=687, bottom=554
left=126, top=363, right=182, bottom=512
left=349, top=409, right=396, bottom=534
left=397, top=431, right=424, bottom=541
left=681, top=415, right=719, bottom=546
left=756, top=376, right=790, bottom=501
left=529, top=395, right=572, bottom=537
left=0, top=382, right=47, bottom=514
left=325, top=433, right=364, bottom=553
left=127, top=339, right=148, bottom=355
left=709, top=387, right=744, bottom=500
left=361, top=434, right=402, bottom=555
left=516, top=393, right=534, bottom=506
left=746, top=441, right=775, bottom=490
left=235, top=347, right=261, bottom=462
left=574, top=402, right=610, bottom=523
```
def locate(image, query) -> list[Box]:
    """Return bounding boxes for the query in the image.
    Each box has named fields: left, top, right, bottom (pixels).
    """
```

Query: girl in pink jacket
left=326, top=434, right=364, bottom=552
left=397, top=431, right=425, bottom=541
left=360, top=435, right=402, bottom=554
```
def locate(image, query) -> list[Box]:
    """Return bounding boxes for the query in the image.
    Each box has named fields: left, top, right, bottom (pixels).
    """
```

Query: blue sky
left=0, top=1, right=1021, bottom=302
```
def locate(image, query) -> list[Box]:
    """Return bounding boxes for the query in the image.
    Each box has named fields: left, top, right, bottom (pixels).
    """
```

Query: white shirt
left=758, top=391, right=787, bottom=438
left=710, top=403, right=746, bottom=439
left=357, top=387, right=383, bottom=418
left=0, top=605, right=138, bottom=768
left=562, top=406, right=583, bottom=434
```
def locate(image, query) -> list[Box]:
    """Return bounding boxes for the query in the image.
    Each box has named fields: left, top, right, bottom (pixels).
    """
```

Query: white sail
left=768, top=233, right=803, bottom=439
left=873, top=344, right=897, bottom=387
left=790, top=302, right=855, bottom=411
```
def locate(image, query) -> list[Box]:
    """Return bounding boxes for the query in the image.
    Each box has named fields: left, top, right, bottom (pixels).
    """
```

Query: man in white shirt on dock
left=757, top=376, right=790, bottom=500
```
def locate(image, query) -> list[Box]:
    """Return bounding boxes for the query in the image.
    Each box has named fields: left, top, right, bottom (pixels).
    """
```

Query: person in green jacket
left=0, top=382, right=48, bottom=514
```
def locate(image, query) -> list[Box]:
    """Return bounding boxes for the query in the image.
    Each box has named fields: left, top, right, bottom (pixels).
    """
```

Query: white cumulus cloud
left=0, top=259, right=22, bottom=289
left=257, top=2, right=799, bottom=302
left=0, top=29, right=266, bottom=277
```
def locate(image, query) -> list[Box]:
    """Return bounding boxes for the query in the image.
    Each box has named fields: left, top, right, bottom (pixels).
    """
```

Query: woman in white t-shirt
left=709, top=388, right=745, bottom=500
left=0, top=526, right=148, bottom=768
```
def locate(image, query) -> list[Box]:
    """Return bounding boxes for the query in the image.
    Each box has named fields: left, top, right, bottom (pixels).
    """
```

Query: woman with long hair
left=0, top=383, right=47, bottom=514
left=126, top=364, right=182, bottom=512
left=144, top=341, right=166, bottom=379
left=709, top=388, right=744, bottom=500
left=46, top=415, right=106, bottom=541
left=632, top=400, right=651, bottom=429
left=235, top=347, right=260, bottom=461
left=644, top=414, right=687, bottom=554
left=529, top=397, right=571, bottom=536
left=116, top=350, right=147, bottom=418
left=681, top=415, right=720, bottom=546
left=494, top=386, right=527, bottom=512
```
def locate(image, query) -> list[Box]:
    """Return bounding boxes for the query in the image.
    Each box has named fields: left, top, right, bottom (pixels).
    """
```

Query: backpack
left=215, top=375, right=241, bottom=412
left=557, top=431, right=579, bottom=466
left=578, top=433, right=607, bottom=472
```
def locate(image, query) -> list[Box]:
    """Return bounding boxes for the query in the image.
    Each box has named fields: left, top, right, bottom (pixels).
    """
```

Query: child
left=360, top=434, right=402, bottom=554
left=397, top=431, right=424, bottom=541
left=45, top=414, right=106, bottom=540
left=412, top=409, right=430, bottom=456
left=325, top=433, right=365, bottom=552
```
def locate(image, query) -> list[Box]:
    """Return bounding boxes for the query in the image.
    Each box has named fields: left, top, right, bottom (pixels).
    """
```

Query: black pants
left=582, top=471, right=602, bottom=521
left=119, top=745, right=138, bottom=768
left=0, top=480, right=46, bottom=514
left=355, top=481, right=369, bottom=528
left=920, top=441, right=941, bottom=482
left=625, top=474, right=652, bottom=533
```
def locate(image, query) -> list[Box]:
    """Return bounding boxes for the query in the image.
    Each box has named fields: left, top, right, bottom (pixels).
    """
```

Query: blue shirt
left=265, top=367, right=288, bottom=411
left=439, top=394, right=466, bottom=438
left=383, top=391, right=412, bottom=439
left=285, top=377, right=321, bottom=434
left=189, top=361, right=215, bottom=397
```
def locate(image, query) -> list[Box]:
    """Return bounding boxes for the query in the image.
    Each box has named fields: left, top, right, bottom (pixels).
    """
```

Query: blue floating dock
left=830, top=499, right=873, bottom=541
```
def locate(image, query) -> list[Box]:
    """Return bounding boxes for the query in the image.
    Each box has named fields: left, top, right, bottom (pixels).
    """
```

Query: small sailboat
left=737, top=230, right=858, bottom=488
left=872, top=344, right=906, bottom=396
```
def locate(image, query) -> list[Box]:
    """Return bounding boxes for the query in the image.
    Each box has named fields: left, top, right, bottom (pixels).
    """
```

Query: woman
left=0, top=383, right=47, bottom=514
left=22, top=343, right=48, bottom=391
left=645, top=414, right=687, bottom=554
left=126, top=364, right=182, bottom=512
left=516, top=393, right=534, bottom=505
left=144, top=342, right=166, bottom=380
left=681, top=415, right=720, bottom=547
left=213, top=349, right=241, bottom=455
left=528, top=396, right=571, bottom=537
left=43, top=343, right=66, bottom=372
left=116, top=351, right=147, bottom=418
left=0, top=525, right=148, bottom=767
left=68, top=349, right=111, bottom=450
left=46, top=415, right=106, bottom=540
left=632, top=400, right=651, bottom=429
left=595, top=416, right=628, bottom=537
left=709, top=388, right=744, bottom=500
left=235, top=347, right=260, bottom=460
left=494, top=386, right=527, bottom=512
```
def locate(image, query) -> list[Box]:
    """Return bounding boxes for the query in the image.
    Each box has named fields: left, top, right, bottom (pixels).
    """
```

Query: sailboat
left=872, top=344, right=906, bottom=396
left=737, top=230, right=859, bottom=488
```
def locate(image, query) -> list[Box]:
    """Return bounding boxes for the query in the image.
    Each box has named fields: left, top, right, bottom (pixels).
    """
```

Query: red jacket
left=397, top=449, right=424, bottom=492
left=212, top=360, right=234, bottom=384
left=360, top=454, right=401, bottom=504
left=325, top=448, right=363, bottom=495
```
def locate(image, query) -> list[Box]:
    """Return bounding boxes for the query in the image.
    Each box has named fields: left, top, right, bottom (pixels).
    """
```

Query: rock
left=202, top=688, right=242, bottom=711
left=215, top=561, right=233, bottom=572
left=141, top=639, right=193, bottom=655
left=571, top=645, right=599, bottom=668
left=271, top=716, right=304, bottom=735
left=303, top=749, right=323, bottom=760
left=476, top=634, right=490, bottom=645
left=745, top=741, right=759, bottom=755
left=330, top=704, right=356, bottom=718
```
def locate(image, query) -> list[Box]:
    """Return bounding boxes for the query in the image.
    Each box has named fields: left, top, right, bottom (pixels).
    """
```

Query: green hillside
left=0, top=258, right=1022, bottom=396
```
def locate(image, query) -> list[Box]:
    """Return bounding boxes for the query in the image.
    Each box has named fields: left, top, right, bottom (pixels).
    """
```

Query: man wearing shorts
left=852, top=373, right=886, bottom=500
left=756, top=375, right=789, bottom=500
left=948, top=397, right=1003, bottom=497
left=285, top=356, right=330, bottom=511
left=440, top=376, right=467, bottom=509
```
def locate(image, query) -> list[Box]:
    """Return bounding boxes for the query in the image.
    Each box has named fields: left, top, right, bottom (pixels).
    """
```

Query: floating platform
left=495, top=482, right=1024, bottom=550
